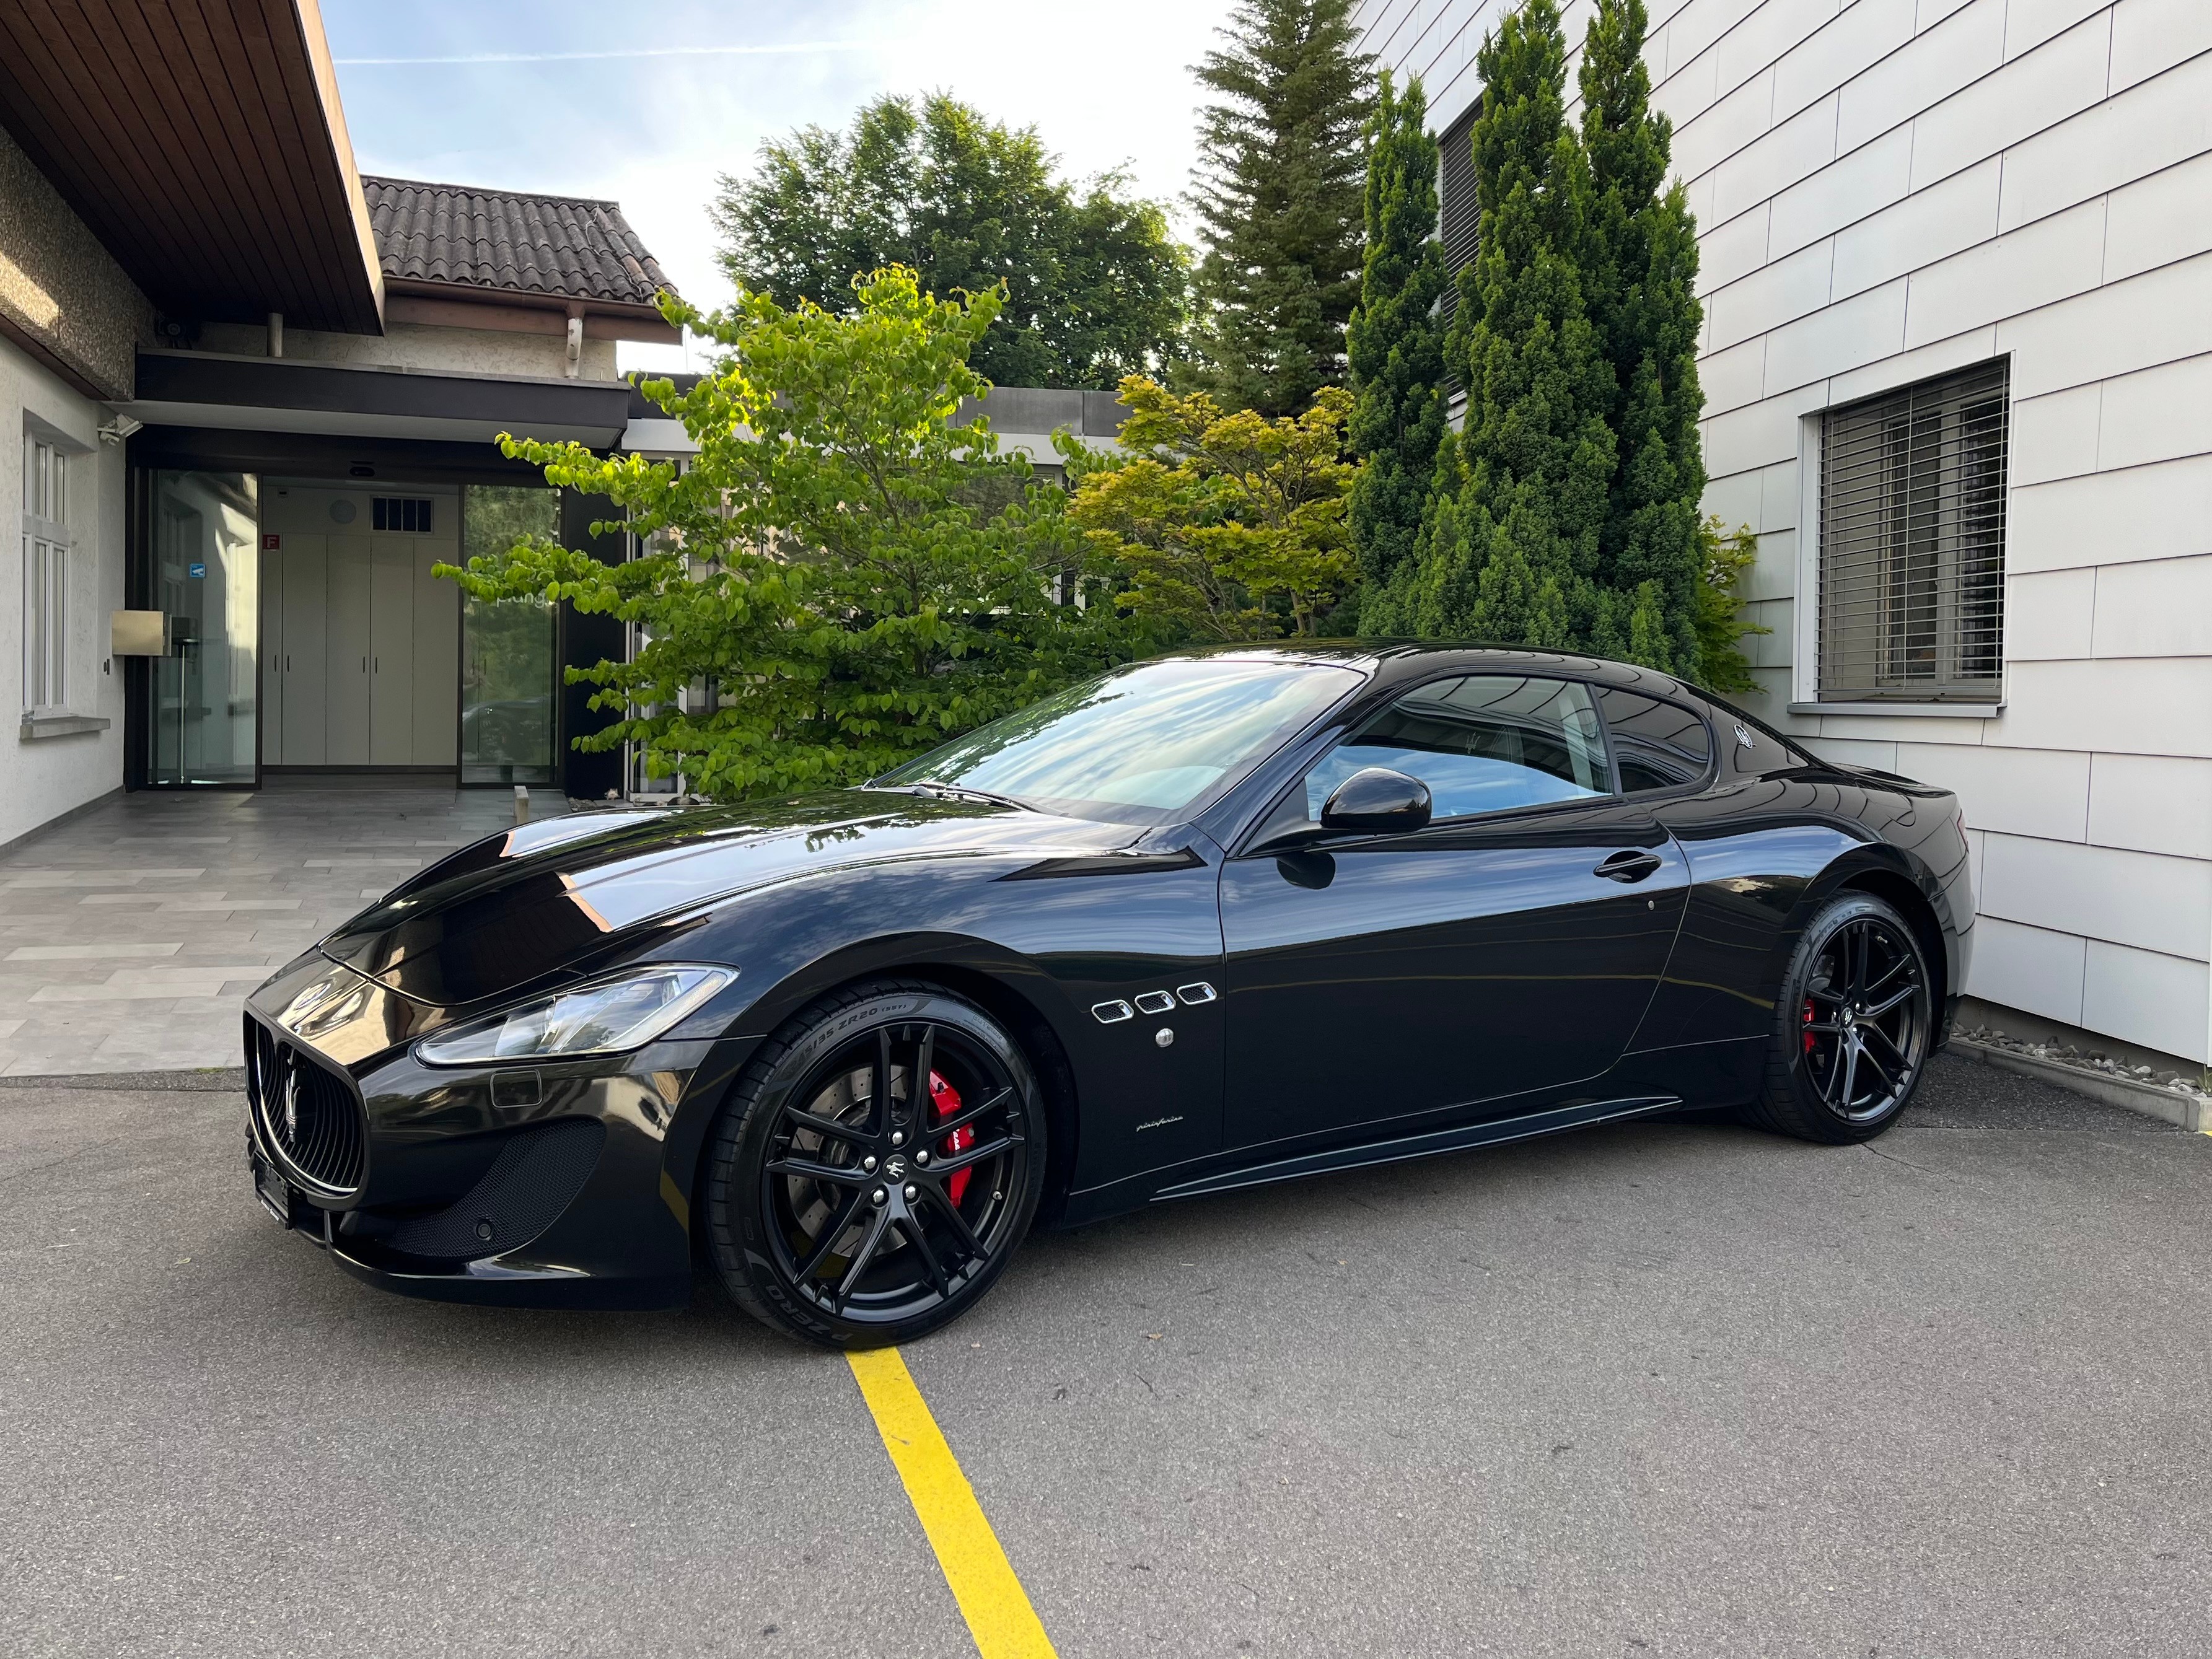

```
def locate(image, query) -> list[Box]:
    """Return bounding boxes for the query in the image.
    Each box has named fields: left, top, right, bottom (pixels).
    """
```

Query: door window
left=1298, top=675, right=1610, bottom=825
left=1597, top=688, right=1712, bottom=792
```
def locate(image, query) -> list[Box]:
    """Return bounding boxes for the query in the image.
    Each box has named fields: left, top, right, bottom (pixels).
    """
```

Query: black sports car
left=244, top=645, right=1973, bottom=1347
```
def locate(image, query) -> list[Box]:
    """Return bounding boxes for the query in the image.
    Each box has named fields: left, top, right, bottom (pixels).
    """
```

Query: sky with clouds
left=321, top=1, right=1239, bottom=374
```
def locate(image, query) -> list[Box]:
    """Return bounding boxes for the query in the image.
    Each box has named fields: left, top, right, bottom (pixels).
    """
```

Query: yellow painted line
left=846, top=1346, right=1057, bottom=1658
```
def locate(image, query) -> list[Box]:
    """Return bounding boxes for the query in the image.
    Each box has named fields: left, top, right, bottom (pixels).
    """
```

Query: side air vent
left=245, top=1017, right=367, bottom=1194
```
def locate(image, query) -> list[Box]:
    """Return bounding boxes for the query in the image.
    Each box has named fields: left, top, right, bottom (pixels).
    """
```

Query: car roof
left=1159, top=639, right=1708, bottom=704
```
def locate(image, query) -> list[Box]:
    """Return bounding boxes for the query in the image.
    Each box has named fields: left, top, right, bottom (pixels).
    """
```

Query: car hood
left=315, top=789, right=1166, bottom=1009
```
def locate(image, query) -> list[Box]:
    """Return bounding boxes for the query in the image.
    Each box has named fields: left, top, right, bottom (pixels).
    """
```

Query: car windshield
left=878, top=657, right=1362, bottom=825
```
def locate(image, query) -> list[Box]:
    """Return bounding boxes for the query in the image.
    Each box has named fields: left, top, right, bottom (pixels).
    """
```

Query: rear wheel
left=704, top=980, right=1045, bottom=1349
left=1744, top=892, right=1933, bottom=1144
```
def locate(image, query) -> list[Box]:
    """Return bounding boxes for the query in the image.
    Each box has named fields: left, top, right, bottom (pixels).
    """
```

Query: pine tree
left=1579, top=0, right=1708, bottom=676
left=1378, top=0, right=1620, bottom=647
left=1345, top=71, right=1447, bottom=614
left=1186, top=0, right=1376, bottom=418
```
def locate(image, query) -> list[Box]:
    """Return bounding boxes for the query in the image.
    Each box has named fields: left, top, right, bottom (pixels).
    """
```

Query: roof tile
left=361, top=176, right=674, bottom=307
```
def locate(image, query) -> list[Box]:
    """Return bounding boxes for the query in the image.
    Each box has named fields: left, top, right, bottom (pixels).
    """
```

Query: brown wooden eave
left=381, top=279, right=680, bottom=345
left=0, top=0, right=383, bottom=335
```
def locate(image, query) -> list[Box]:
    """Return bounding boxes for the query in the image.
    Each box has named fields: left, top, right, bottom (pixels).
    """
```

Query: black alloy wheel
left=1746, top=891, right=1933, bottom=1144
left=706, top=981, right=1045, bottom=1347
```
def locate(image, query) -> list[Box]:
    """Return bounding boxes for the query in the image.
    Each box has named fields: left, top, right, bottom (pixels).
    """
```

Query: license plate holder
left=254, top=1158, right=295, bottom=1228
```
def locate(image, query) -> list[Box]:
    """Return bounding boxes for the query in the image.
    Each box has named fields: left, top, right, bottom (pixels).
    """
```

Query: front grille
left=245, top=1017, right=368, bottom=1194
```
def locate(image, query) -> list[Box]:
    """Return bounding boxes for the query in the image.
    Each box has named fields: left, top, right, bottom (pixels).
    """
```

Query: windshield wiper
left=903, top=780, right=1031, bottom=812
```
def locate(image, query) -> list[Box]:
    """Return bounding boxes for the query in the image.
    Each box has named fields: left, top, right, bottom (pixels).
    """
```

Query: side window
left=1302, top=675, right=1610, bottom=823
left=1598, top=688, right=1712, bottom=792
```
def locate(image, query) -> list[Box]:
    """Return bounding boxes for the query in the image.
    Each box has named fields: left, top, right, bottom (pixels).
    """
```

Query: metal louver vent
left=1817, top=358, right=2009, bottom=703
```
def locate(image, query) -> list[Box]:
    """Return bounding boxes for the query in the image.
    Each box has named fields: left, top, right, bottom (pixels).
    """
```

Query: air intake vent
left=372, top=496, right=434, bottom=533
left=387, top=1119, right=606, bottom=1260
left=245, top=1018, right=368, bottom=1194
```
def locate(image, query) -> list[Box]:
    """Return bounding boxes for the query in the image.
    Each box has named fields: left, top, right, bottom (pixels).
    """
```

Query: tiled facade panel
left=1970, top=916, right=2087, bottom=1025
left=1364, top=0, right=2212, bottom=1059
left=2083, top=941, right=2210, bottom=1059
left=1979, top=834, right=2210, bottom=963
left=2086, top=755, right=2212, bottom=860
left=2009, top=455, right=2212, bottom=575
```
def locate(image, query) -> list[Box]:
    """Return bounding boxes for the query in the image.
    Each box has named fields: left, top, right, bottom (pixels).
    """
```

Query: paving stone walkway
left=0, top=780, right=563, bottom=1076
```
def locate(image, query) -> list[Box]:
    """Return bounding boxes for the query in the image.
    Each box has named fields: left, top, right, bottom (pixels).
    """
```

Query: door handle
left=1594, top=849, right=1664, bottom=883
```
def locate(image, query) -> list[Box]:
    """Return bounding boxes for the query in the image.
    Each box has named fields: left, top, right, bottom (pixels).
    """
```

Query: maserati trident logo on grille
left=283, top=1066, right=302, bottom=1142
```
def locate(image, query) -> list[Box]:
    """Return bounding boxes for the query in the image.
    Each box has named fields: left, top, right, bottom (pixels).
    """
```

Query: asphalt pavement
left=3, top=1054, right=2208, bottom=1657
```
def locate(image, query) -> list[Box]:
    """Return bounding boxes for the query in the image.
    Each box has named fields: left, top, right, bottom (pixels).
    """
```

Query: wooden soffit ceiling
left=0, top=0, right=385, bottom=334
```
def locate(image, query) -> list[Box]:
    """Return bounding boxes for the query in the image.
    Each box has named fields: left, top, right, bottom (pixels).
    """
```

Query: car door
left=1219, top=673, right=1690, bottom=1154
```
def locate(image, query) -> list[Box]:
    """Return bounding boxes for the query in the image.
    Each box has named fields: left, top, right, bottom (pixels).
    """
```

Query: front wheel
left=704, top=980, right=1046, bottom=1349
left=1744, top=892, right=1933, bottom=1144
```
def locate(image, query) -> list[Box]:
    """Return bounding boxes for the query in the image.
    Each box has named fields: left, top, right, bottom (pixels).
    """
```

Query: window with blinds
left=1817, top=359, right=2009, bottom=703
left=1436, top=100, right=1480, bottom=328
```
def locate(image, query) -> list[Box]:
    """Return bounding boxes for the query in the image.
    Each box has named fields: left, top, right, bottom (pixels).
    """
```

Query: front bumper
left=244, top=953, right=757, bottom=1310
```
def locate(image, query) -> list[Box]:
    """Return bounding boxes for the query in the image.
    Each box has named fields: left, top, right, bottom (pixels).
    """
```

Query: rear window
left=1598, top=688, right=1713, bottom=792
left=1703, top=696, right=1819, bottom=779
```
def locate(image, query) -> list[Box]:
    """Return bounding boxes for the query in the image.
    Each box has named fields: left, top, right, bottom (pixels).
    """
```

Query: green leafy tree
left=1371, top=0, right=1630, bottom=652
left=438, top=271, right=1138, bottom=800
left=1185, top=0, right=1376, bottom=418
left=713, top=93, right=1187, bottom=388
left=1579, top=0, right=1708, bottom=676
left=1065, top=377, right=1358, bottom=639
left=1345, top=69, right=1447, bottom=613
left=1693, top=517, right=1768, bottom=693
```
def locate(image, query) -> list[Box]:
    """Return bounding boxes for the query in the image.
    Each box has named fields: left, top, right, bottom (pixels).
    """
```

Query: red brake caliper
left=929, top=1071, right=974, bottom=1207
left=1803, top=998, right=1817, bottom=1055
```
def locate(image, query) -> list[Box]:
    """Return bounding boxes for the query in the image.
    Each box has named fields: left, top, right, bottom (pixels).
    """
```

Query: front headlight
left=415, top=965, right=737, bottom=1067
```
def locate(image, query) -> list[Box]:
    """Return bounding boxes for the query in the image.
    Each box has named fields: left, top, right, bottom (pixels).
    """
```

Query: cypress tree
left=1380, top=0, right=1620, bottom=648
left=1345, top=71, right=1447, bottom=612
left=1579, top=0, right=1707, bottom=675
left=1187, top=0, right=1376, bottom=418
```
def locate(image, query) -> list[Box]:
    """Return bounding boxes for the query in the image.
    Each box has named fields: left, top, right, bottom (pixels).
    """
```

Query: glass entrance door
left=459, top=484, right=560, bottom=785
left=148, top=470, right=258, bottom=786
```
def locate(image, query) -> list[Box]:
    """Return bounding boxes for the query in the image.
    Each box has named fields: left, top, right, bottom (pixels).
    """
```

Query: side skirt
left=1148, top=1094, right=1682, bottom=1205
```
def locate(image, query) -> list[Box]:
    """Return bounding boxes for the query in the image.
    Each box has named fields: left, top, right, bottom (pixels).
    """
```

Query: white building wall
left=1356, top=0, right=2212, bottom=1062
left=1, top=339, right=130, bottom=850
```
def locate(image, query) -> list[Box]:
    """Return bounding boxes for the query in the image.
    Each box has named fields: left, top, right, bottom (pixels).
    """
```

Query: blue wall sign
left=187, top=562, right=206, bottom=579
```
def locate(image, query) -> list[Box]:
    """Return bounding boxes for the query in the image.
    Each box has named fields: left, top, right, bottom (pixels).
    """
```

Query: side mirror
left=1320, top=767, right=1432, bottom=834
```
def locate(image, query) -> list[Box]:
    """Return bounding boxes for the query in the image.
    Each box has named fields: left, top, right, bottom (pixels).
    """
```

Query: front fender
left=646, top=848, right=1229, bottom=1225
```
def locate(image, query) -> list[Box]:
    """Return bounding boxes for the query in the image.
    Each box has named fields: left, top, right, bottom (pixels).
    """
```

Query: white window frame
left=21, top=425, right=77, bottom=719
